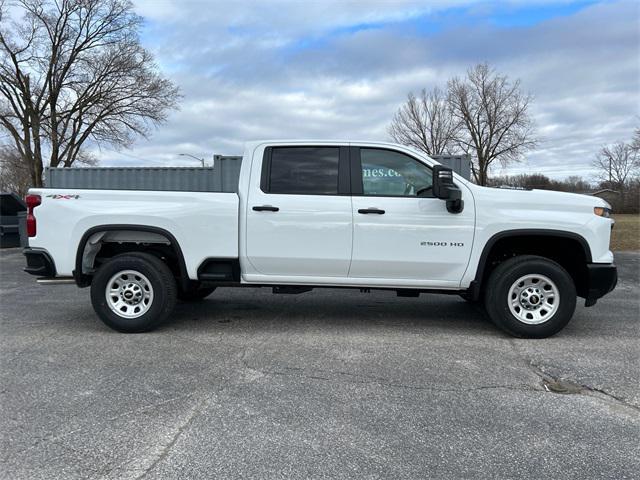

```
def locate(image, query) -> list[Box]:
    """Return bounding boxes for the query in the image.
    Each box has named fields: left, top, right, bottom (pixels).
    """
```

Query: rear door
left=349, top=147, right=475, bottom=285
left=245, top=145, right=353, bottom=277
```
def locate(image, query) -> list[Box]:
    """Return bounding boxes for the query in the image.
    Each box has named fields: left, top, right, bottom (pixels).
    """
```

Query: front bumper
left=584, top=263, right=617, bottom=307
left=23, top=248, right=56, bottom=277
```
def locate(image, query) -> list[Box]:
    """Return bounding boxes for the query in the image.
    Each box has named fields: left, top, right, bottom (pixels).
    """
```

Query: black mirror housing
left=432, top=165, right=464, bottom=214
left=432, top=165, right=455, bottom=199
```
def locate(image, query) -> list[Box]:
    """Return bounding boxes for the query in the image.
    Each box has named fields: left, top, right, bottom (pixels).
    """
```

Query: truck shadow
left=168, top=289, right=494, bottom=335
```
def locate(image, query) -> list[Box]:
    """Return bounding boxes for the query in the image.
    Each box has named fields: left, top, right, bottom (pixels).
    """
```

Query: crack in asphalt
left=508, top=338, right=639, bottom=414
left=4, top=392, right=197, bottom=462
left=135, top=395, right=212, bottom=480
left=528, top=362, right=640, bottom=413
left=239, top=353, right=538, bottom=394
left=121, top=299, right=315, bottom=479
left=238, top=336, right=639, bottom=409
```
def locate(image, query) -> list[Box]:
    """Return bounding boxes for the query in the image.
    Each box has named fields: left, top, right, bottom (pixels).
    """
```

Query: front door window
left=360, top=148, right=433, bottom=197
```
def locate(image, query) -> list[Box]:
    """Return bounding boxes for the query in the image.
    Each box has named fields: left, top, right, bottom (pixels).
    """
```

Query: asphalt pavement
left=0, top=248, right=638, bottom=479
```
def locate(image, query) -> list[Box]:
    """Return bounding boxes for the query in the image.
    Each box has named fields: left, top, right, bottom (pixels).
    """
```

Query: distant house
left=590, top=189, right=620, bottom=205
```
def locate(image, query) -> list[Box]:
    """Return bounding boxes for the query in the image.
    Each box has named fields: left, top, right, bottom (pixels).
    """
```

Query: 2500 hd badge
left=421, top=241, right=465, bottom=247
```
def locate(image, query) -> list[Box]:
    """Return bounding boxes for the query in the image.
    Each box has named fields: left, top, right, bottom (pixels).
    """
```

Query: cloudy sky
left=100, top=0, right=639, bottom=180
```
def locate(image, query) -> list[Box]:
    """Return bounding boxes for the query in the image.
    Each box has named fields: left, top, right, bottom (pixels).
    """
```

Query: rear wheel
left=90, top=253, right=177, bottom=333
left=484, top=255, right=576, bottom=338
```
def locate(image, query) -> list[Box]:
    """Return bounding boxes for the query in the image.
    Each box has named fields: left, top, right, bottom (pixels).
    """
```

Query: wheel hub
left=121, top=283, right=143, bottom=305
left=105, top=270, right=154, bottom=319
left=508, top=274, right=560, bottom=324
left=520, top=287, right=544, bottom=309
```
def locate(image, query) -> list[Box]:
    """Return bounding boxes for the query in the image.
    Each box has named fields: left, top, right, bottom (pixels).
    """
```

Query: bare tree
left=487, top=172, right=593, bottom=192
left=388, top=87, right=460, bottom=155
left=593, top=141, right=640, bottom=190
left=447, top=63, right=537, bottom=185
left=0, top=0, right=180, bottom=187
left=631, top=127, right=640, bottom=153
left=0, top=145, right=31, bottom=196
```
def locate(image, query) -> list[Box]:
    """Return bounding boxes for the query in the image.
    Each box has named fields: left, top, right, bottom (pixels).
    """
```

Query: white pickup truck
left=23, top=140, right=617, bottom=337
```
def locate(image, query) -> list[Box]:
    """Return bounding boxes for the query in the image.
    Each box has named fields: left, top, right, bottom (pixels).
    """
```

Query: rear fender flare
left=74, top=224, right=189, bottom=289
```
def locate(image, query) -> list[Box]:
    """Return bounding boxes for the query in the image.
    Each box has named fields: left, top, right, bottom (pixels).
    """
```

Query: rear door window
left=268, top=147, right=340, bottom=195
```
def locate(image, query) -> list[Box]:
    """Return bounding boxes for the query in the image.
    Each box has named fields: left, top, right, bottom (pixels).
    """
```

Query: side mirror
left=432, top=165, right=464, bottom=214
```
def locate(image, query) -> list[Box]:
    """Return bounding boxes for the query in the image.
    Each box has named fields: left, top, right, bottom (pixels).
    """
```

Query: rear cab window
left=261, top=146, right=349, bottom=195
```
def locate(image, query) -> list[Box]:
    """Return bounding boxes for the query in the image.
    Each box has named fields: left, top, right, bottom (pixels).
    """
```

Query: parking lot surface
left=1, top=249, right=638, bottom=479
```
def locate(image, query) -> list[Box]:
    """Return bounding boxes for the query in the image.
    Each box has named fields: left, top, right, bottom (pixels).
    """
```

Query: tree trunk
left=32, top=153, right=43, bottom=187
left=30, top=113, right=44, bottom=187
left=478, top=170, right=487, bottom=186
left=477, top=161, right=488, bottom=186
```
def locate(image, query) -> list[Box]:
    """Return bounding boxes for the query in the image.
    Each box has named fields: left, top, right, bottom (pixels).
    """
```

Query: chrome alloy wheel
left=508, top=274, right=560, bottom=325
left=105, top=270, right=154, bottom=319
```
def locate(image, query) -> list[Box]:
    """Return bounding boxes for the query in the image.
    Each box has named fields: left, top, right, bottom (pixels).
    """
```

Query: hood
left=472, top=185, right=611, bottom=210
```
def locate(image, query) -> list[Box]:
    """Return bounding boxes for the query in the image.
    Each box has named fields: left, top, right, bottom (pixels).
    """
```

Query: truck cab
left=241, top=142, right=473, bottom=287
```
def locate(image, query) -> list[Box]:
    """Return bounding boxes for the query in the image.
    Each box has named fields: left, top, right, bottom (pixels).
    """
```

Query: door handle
left=252, top=205, right=279, bottom=212
left=358, top=208, right=385, bottom=215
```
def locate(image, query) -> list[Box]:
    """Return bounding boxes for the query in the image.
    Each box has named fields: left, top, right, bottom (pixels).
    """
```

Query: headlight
left=593, top=207, right=611, bottom=218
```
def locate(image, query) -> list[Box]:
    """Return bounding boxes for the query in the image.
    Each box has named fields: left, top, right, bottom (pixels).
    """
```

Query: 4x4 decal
left=46, top=194, right=80, bottom=199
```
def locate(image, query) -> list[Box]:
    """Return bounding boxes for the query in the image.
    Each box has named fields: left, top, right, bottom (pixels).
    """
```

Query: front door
left=246, top=145, right=353, bottom=277
left=349, top=147, right=475, bottom=286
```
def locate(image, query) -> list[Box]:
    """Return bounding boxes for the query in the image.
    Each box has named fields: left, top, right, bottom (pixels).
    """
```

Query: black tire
left=177, top=284, right=216, bottom=302
left=90, top=252, right=177, bottom=333
left=484, top=255, right=576, bottom=338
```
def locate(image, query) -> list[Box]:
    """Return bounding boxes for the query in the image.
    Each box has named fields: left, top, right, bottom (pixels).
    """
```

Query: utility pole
left=179, top=153, right=206, bottom=167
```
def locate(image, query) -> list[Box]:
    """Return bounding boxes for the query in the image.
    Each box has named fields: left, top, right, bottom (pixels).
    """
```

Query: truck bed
left=27, top=188, right=239, bottom=279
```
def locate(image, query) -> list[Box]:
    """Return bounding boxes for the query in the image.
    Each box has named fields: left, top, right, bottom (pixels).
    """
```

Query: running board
left=272, top=286, right=313, bottom=294
left=37, top=277, right=76, bottom=285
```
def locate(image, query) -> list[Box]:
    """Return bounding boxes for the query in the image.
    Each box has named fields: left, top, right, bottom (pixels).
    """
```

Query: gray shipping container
left=45, top=155, right=242, bottom=193
left=45, top=152, right=472, bottom=192
left=431, top=154, right=472, bottom=181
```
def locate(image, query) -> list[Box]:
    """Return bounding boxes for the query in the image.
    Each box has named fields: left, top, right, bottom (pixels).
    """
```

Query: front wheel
left=484, top=255, right=576, bottom=338
left=90, top=253, right=177, bottom=333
